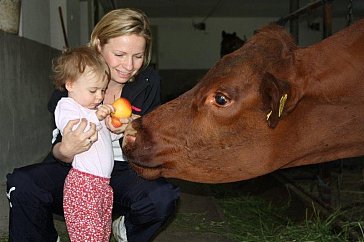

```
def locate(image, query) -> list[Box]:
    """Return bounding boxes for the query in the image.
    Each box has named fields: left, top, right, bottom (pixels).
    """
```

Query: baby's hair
left=52, top=46, right=111, bottom=90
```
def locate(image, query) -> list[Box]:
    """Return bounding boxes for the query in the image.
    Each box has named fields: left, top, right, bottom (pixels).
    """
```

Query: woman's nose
left=122, top=57, right=133, bottom=71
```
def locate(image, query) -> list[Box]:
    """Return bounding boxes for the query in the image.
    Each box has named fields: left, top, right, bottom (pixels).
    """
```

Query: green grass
left=0, top=235, right=8, bottom=242
left=173, top=185, right=364, bottom=242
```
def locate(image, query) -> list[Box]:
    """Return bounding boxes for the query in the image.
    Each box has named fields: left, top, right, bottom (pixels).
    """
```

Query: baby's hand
left=96, top=104, right=114, bottom=121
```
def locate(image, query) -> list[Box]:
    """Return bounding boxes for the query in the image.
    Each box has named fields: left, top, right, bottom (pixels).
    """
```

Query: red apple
left=112, top=98, right=132, bottom=119
left=111, top=116, right=122, bottom=128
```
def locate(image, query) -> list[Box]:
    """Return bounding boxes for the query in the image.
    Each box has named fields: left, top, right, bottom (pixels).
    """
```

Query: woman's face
left=99, top=34, right=146, bottom=84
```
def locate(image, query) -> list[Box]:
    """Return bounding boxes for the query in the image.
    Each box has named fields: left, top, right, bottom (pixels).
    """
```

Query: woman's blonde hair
left=89, top=8, right=152, bottom=70
left=53, top=46, right=111, bottom=90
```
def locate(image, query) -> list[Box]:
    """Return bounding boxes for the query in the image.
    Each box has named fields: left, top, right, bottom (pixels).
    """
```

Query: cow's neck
left=279, top=29, right=364, bottom=168
left=280, top=99, right=364, bottom=169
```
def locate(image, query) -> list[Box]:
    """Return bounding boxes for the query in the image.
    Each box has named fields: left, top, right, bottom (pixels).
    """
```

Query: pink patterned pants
left=63, top=168, right=113, bottom=242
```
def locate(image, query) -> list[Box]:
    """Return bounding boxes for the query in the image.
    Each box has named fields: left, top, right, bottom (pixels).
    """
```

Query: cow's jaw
left=128, top=162, right=163, bottom=180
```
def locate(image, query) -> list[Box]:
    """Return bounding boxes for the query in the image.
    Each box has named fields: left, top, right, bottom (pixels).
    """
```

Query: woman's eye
left=215, top=94, right=228, bottom=106
left=89, top=90, right=97, bottom=94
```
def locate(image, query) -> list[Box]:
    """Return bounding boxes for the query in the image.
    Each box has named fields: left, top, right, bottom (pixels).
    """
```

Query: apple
left=111, top=98, right=132, bottom=128
left=111, top=116, right=122, bottom=128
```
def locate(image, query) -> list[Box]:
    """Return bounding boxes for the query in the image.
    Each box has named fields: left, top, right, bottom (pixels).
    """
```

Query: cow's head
left=122, top=24, right=309, bottom=183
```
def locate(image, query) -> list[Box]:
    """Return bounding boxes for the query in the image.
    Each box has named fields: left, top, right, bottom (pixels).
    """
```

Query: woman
left=6, top=8, right=180, bottom=242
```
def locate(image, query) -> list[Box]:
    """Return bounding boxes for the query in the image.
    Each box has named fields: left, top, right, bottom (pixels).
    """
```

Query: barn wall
left=153, top=16, right=351, bottom=99
left=18, top=1, right=358, bottom=70
left=20, top=0, right=89, bottom=50
left=159, top=69, right=208, bottom=103
left=151, top=16, right=352, bottom=70
left=0, top=31, right=60, bottom=183
left=152, top=17, right=274, bottom=70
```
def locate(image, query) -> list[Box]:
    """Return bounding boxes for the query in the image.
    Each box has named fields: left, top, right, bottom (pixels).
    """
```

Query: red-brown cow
left=122, top=19, right=364, bottom=183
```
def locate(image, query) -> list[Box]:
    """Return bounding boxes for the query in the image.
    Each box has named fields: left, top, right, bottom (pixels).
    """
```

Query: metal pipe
left=58, top=6, right=69, bottom=49
left=276, top=0, right=334, bottom=25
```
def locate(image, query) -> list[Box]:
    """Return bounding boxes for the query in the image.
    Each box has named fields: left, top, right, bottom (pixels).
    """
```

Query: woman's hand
left=53, top=119, right=97, bottom=163
left=105, top=114, right=141, bottom=134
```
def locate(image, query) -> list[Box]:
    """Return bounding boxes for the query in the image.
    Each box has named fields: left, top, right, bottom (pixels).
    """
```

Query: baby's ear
left=65, top=80, right=73, bottom=91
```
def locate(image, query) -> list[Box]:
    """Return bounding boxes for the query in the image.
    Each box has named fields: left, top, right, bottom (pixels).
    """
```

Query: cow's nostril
left=127, top=135, right=136, bottom=143
left=123, top=135, right=136, bottom=148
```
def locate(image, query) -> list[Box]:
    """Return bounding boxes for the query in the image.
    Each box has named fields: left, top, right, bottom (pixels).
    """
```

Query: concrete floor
left=0, top=180, right=234, bottom=242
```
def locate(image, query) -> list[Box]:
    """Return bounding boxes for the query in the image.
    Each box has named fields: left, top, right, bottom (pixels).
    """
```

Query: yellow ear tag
left=266, top=110, right=272, bottom=120
left=278, top=94, right=288, bottom=117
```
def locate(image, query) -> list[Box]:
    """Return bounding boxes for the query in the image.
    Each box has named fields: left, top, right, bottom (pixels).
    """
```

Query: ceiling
left=99, top=0, right=363, bottom=20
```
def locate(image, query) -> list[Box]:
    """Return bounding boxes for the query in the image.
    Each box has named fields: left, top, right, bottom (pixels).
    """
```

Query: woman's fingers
left=130, top=114, right=141, bottom=121
left=63, top=118, right=98, bottom=148
left=63, top=119, right=83, bottom=135
left=71, top=118, right=88, bottom=136
left=105, top=116, right=128, bottom=134
left=86, top=122, right=98, bottom=143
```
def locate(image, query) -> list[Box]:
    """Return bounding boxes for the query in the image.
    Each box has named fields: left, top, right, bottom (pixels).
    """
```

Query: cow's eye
left=214, top=93, right=229, bottom=106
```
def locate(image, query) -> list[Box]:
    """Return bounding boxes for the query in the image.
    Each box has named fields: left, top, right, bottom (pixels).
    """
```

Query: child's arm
left=55, top=98, right=98, bottom=134
left=55, top=99, right=83, bottom=134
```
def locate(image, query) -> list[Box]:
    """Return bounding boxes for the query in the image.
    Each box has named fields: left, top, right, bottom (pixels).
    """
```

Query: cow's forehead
left=201, top=56, right=261, bottom=89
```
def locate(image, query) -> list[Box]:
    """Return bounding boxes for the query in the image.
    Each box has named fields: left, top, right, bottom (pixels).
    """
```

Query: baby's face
left=67, top=66, right=109, bottom=109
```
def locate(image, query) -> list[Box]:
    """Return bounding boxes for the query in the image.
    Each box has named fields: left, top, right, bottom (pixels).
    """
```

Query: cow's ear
left=260, top=72, right=290, bottom=128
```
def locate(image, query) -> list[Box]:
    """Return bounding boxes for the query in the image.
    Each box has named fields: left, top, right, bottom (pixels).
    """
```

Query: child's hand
left=96, top=104, right=114, bottom=121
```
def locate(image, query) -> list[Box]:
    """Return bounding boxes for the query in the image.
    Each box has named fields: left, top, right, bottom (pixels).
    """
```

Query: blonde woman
left=7, top=8, right=180, bottom=242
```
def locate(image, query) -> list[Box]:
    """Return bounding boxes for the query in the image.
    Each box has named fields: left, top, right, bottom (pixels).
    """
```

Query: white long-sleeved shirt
left=55, top=97, right=122, bottom=178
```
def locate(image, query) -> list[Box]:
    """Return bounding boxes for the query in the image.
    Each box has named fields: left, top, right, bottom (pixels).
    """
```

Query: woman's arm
left=52, top=119, right=97, bottom=163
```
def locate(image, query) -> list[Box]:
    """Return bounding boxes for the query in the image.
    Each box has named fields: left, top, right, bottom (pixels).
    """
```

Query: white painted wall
left=151, top=17, right=276, bottom=69
left=20, top=0, right=89, bottom=50
left=50, top=0, right=67, bottom=49
left=66, top=0, right=80, bottom=48
left=151, top=16, right=351, bottom=70
left=80, top=0, right=91, bottom=46
left=20, top=0, right=50, bottom=45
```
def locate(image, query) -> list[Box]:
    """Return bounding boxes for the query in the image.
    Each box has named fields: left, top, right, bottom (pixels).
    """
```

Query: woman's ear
left=96, top=38, right=102, bottom=52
